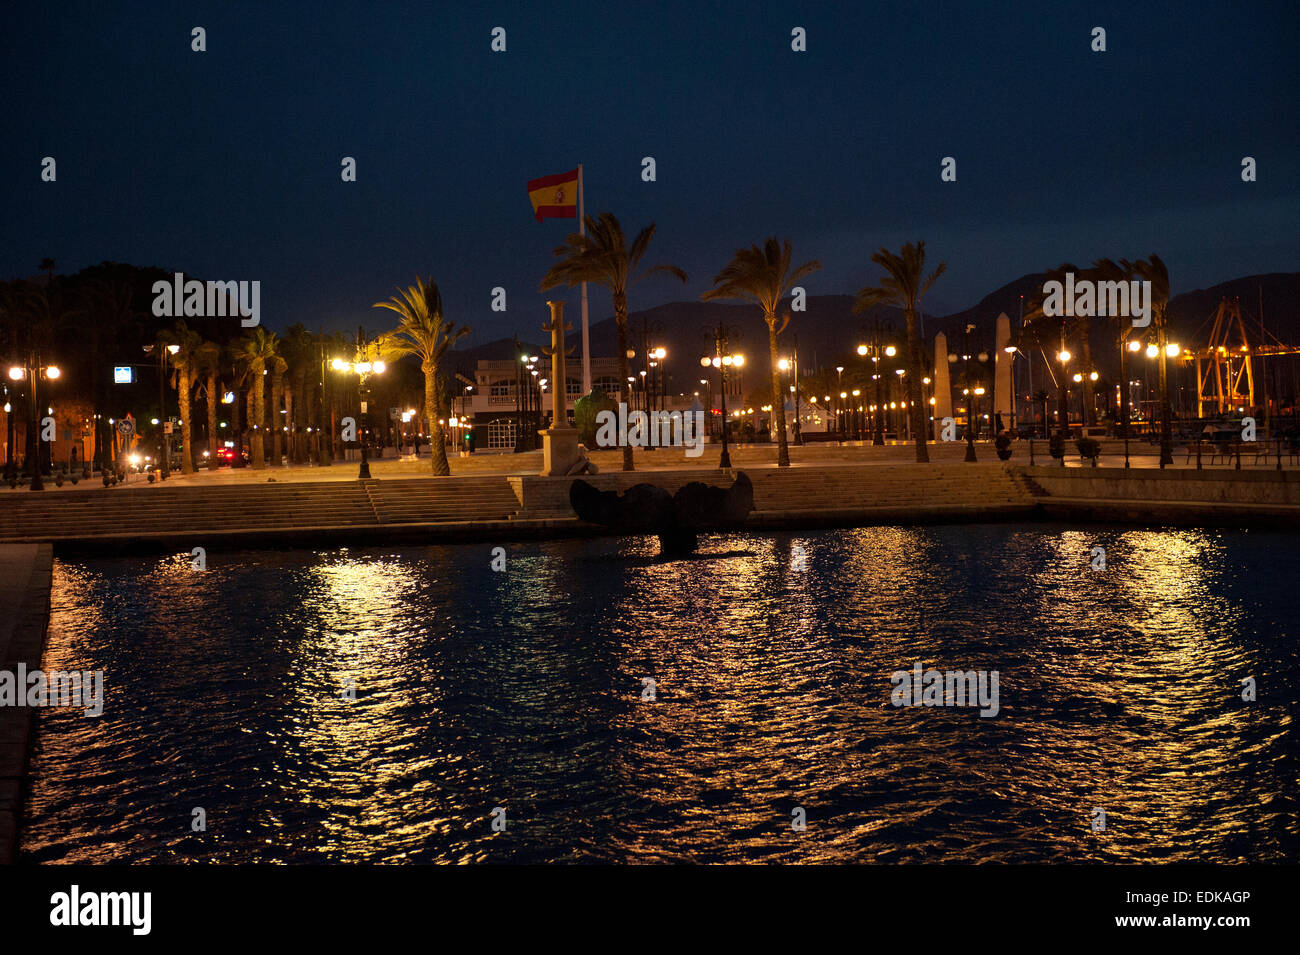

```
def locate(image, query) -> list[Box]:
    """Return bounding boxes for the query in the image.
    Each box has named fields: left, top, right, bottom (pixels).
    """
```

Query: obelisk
left=933, top=331, right=952, bottom=441
left=540, top=300, right=581, bottom=476
left=993, top=312, right=1012, bottom=431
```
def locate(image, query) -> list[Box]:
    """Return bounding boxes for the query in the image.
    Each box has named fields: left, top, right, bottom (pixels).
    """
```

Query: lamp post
left=950, top=324, right=987, bottom=462
left=12, top=356, right=62, bottom=491
left=700, top=323, right=743, bottom=469
left=896, top=368, right=910, bottom=441
left=778, top=341, right=802, bottom=446
left=1072, top=370, right=1100, bottom=429
left=1137, top=337, right=1179, bottom=467
left=5, top=366, right=23, bottom=478
left=1056, top=344, right=1072, bottom=466
left=330, top=327, right=386, bottom=480
left=651, top=346, right=667, bottom=414
left=1003, top=345, right=1019, bottom=433
left=962, top=384, right=977, bottom=462
left=835, top=366, right=844, bottom=437
left=1157, top=328, right=1175, bottom=467
left=857, top=320, right=896, bottom=446
left=143, top=342, right=180, bottom=479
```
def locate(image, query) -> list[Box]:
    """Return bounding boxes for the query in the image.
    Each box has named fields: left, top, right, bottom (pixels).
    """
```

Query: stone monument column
left=932, top=331, right=952, bottom=441
left=993, top=312, right=1012, bottom=431
left=540, top=300, right=582, bottom=476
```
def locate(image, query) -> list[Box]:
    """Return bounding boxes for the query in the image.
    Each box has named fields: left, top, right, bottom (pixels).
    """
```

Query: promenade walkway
left=0, top=442, right=1297, bottom=551
left=0, top=543, right=54, bottom=863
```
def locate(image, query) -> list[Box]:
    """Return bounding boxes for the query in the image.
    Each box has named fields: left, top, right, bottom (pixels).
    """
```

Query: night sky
left=3, top=0, right=1297, bottom=347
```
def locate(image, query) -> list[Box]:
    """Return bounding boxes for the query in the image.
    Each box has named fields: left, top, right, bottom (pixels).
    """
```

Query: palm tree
left=281, top=324, right=316, bottom=465
left=0, top=283, right=28, bottom=474
left=235, top=328, right=279, bottom=468
left=13, top=282, right=75, bottom=478
left=191, top=340, right=223, bottom=466
left=373, top=277, right=469, bottom=476
left=1023, top=261, right=1110, bottom=427
left=78, top=278, right=142, bottom=471
left=1033, top=389, right=1052, bottom=437
left=1123, top=254, right=1173, bottom=465
left=269, top=352, right=288, bottom=466
left=702, top=238, right=819, bottom=467
left=317, top=329, right=351, bottom=466
left=540, top=212, right=687, bottom=472
left=854, top=242, right=946, bottom=463
left=158, top=320, right=204, bottom=473
left=1090, top=258, right=1135, bottom=435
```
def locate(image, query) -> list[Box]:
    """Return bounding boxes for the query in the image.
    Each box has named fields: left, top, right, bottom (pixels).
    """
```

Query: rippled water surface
left=20, top=525, right=1300, bottom=863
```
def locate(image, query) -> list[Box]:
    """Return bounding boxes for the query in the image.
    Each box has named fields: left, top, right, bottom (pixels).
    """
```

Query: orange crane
left=1184, top=297, right=1300, bottom=418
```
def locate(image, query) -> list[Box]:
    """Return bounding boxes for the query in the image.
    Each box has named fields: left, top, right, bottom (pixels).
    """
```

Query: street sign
left=117, top=419, right=135, bottom=437
left=113, top=366, right=133, bottom=384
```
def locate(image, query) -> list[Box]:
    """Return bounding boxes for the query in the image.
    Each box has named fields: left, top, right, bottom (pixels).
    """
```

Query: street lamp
left=11, top=357, right=62, bottom=490
left=952, top=325, right=988, bottom=461
left=778, top=345, right=803, bottom=445
left=1003, top=345, right=1020, bottom=433
left=857, top=322, right=897, bottom=446
left=143, top=342, right=180, bottom=479
left=701, top=326, right=743, bottom=468
left=331, top=327, right=387, bottom=479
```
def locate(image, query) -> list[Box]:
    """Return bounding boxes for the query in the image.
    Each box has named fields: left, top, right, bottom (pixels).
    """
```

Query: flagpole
left=578, top=163, right=592, bottom=394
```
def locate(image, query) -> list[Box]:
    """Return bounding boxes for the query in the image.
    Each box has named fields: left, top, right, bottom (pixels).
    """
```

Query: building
left=463, top=355, right=741, bottom=451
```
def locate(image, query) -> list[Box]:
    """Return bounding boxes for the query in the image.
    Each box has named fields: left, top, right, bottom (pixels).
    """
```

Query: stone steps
left=511, top=464, right=1034, bottom=520
left=0, top=476, right=525, bottom=541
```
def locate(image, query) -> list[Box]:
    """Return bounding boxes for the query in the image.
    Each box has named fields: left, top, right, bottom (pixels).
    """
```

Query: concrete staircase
left=364, top=477, right=520, bottom=524
left=745, top=463, right=1034, bottom=517
left=511, top=463, right=1037, bottom=522
left=0, top=476, right=522, bottom=542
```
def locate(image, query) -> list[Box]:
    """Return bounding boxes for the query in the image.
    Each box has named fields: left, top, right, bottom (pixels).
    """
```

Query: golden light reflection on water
left=20, top=525, right=1300, bottom=863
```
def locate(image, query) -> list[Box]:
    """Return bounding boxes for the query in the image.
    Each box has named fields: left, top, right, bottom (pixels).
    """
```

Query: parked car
left=204, top=447, right=248, bottom=467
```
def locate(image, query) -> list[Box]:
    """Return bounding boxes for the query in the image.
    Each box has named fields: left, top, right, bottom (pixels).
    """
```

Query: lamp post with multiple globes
left=330, top=327, right=386, bottom=480
left=857, top=322, right=896, bottom=445
left=700, top=323, right=744, bottom=469
left=8, top=356, right=62, bottom=491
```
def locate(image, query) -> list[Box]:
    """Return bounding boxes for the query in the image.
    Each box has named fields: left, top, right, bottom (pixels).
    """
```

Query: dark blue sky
left=4, top=0, right=1297, bottom=347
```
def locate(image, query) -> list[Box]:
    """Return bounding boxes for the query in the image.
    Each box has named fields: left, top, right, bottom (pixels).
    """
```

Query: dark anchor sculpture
left=569, top=472, right=754, bottom=556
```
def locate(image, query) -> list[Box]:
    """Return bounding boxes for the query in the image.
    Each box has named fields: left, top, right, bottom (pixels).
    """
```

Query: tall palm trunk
left=905, top=307, right=929, bottom=462
left=178, top=367, right=195, bottom=473
left=206, top=370, right=219, bottom=466
left=425, top=360, right=450, bottom=475
left=614, top=291, right=633, bottom=471
left=249, top=376, right=265, bottom=468
left=230, top=384, right=244, bottom=467
left=767, top=314, right=790, bottom=466
left=317, top=371, right=332, bottom=466
left=1080, top=331, right=1097, bottom=426
left=285, top=384, right=297, bottom=464
left=271, top=373, right=284, bottom=466
left=90, top=337, right=104, bottom=472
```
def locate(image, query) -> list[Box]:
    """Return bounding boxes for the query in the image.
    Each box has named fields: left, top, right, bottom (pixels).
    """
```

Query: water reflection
left=20, top=524, right=1300, bottom=863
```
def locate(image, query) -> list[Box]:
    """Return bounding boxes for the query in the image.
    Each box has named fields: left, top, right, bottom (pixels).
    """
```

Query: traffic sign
left=117, top=419, right=135, bottom=437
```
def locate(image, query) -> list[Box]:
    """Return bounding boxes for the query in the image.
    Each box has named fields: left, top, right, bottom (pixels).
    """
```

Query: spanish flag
left=527, top=167, right=579, bottom=222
